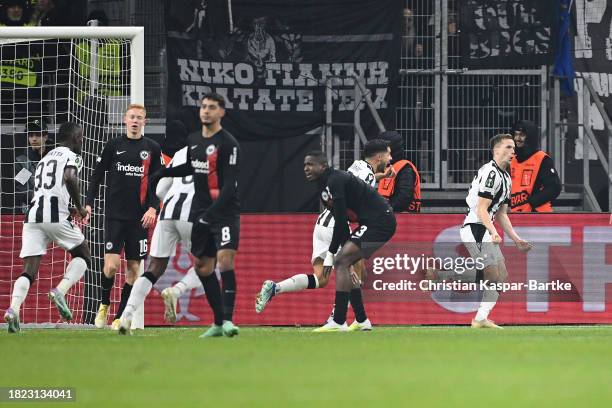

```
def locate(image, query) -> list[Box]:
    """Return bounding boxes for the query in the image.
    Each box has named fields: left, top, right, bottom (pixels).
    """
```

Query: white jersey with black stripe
left=26, top=146, right=83, bottom=223
left=463, top=160, right=511, bottom=225
left=316, top=160, right=376, bottom=228
left=159, top=146, right=195, bottom=222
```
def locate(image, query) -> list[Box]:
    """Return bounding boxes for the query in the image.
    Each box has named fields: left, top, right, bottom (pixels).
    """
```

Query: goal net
left=0, top=27, right=144, bottom=328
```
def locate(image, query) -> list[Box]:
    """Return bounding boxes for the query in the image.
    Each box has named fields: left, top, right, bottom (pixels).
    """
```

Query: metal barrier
left=579, top=75, right=612, bottom=211
left=398, top=0, right=548, bottom=189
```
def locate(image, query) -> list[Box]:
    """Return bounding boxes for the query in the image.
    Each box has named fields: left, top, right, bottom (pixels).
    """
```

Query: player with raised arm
left=85, top=104, right=163, bottom=330
left=461, top=134, right=532, bottom=328
left=255, top=140, right=392, bottom=332
left=151, top=93, right=240, bottom=338
left=4, top=122, right=91, bottom=333
left=304, top=151, right=396, bottom=332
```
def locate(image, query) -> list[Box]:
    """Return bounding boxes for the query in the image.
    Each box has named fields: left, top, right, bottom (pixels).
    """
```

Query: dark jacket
left=380, top=130, right=416, bottom=212
left=14, top=147, right=44, bottom=213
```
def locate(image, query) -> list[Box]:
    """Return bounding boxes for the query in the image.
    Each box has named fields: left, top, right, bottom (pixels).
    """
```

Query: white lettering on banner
left=508, top=227, right=571, bottom=312
left=574, top=0, right=607, bottom=59
left=574, top=72, right=612, bottom=98
left=176, top=58, right=390, bottom=112
left=573, top=72, right=608, bottom=160
left=582, top=227, right=612, bottom=312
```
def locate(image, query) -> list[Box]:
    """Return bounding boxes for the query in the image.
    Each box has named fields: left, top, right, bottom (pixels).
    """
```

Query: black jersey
left=156, top=128, right=240, bottom=223
left=86, top=135, right=163, bottom=221
left=318, top=168, right=392, bottom=253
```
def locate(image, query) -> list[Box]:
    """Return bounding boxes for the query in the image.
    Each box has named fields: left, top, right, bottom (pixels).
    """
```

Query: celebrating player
left=460, top=134, right=532, bottom=328
left=304, top=151, right=396, bottom=332
left=151, top=93, right=240, bottom=338
left=424, top=135, right=532, bottom=327
left=255, top=140, right=392, bottom=332
left=4, top=122, right=91, bottom=333
left=85, top=104, right=163, bottom=330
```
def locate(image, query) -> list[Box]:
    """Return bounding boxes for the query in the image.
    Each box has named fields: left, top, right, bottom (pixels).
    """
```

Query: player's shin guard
left=199, top=273, right=224, bottom=326
left=350, top=288, right=367, bottom=323
left=10, top=275, right=32, bottom=314
left=57, top=257, right=87, bottom=295
left=122, top=273, right=156, bottom=318
left=100, top=273, right=114, bottom=305
left=220, top=270, right=236, bottom=322
left=114, top=283, right=133, bottom=320
left=332, top=291, right=350, bottom=325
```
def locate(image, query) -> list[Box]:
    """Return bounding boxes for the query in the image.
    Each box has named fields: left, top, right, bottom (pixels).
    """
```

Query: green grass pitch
left=2, top=326, right=612, bottom=407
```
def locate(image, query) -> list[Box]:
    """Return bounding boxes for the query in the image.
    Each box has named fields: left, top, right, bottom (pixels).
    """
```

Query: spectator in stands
left=378, top=130, right=421, bottom=212
left=29, top=0, right=65, bottom=26
left=86, top=9, right=109, bottom=26
left=402, top=8, right=415, bottom=56
left=14, top=118, right=50, bottom=213
left=510, top=120, right=561, bottom=212
left=0, top=0, right=31, bottom=26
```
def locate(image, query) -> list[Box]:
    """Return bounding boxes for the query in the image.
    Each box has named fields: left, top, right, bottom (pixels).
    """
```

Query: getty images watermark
left=368, top=253, right=572, bottom=293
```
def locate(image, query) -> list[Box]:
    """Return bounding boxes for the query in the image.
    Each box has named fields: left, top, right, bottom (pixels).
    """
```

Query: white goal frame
left=0, top=26, right=146, bottom=329
left=0, top=26, right=144, bottom=104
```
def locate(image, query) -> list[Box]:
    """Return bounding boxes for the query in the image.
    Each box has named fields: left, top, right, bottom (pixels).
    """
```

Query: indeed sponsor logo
left=192, top=159, right=209, bottom=173
left=116, top=162, right=144, bottom=174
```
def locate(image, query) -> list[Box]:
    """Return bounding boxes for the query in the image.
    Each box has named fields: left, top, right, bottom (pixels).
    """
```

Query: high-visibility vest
left=75, top=40, right=123, bottom=99
left=377, top=160, right=421, bottom=212
left=510, top=151, right=553, bottom=212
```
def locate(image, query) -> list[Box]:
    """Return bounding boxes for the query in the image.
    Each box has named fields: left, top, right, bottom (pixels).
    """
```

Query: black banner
left=460, top=0, right=558, bottom=69
left=165, top=0, right=401, bottom=141
left=565, top=0, right=612, bottom=210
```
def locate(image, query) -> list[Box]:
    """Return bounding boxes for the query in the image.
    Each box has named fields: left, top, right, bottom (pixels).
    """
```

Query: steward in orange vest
left=378, top=131, right=421, bottom=212
left=510, top=120, right=561, bottom=212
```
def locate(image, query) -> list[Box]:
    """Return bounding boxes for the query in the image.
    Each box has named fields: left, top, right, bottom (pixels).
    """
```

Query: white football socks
left=57, top=257, right=87, bottom=295
left=10, top=276, right=30, bottom=314
left=474, top=289, right=499, bottom=321
left=122, top=277, right=153, bottom=319
left=276, top=274, right=311, bottom=294
left=172, top=267, right=202, bottom=297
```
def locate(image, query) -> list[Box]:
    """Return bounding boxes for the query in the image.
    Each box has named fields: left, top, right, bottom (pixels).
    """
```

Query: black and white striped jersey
left=25, top=146, right=83, bottom=223
left=316, top=160, right=375, bottom=228
left=463, top=160, right=511, bottom=225
left=159, top=146, right=195, bottom=222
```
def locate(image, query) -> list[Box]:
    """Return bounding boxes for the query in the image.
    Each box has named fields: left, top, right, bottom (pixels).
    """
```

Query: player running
left=4, top=122, right=91, bottom=332
left=255, top=140, right=392, bottom=332
left=426, top=134, right=532, bottom=328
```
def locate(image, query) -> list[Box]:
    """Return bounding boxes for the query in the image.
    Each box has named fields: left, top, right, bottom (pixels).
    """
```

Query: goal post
left=0, top=27, right=145, bottom=329
left=0, top=26, right=144, bottom=103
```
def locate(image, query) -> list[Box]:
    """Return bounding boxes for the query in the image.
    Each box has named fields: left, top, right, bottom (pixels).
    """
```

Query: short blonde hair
left=489, top=133, right=513, bottom=151
left=126, top=104, right=146, bottom=116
